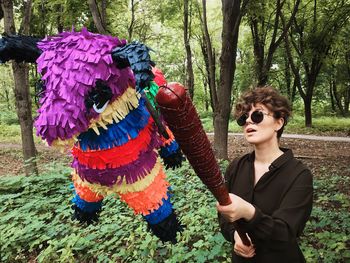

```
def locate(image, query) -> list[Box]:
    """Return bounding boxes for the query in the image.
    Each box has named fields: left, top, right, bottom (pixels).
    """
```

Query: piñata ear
left=111, top=41, right=155, bottom=91
left=0, top=34, right=42, bottom=63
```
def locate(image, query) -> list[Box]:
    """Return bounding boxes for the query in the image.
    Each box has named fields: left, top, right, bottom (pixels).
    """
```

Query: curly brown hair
left=234, top=86, right=291, bottom=138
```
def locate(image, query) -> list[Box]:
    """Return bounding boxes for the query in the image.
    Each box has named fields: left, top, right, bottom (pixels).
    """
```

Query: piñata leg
left=118, top=162, right=182, bottom=243
left=72, top=173, right=104, bottom=224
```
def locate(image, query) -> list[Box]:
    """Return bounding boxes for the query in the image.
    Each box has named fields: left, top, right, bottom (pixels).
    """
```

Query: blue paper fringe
left=144, top=194, right=173, bottom=225
left=78, top=98, right=150, bottom=151
left=72, top=192, right=103, bottom=213
left=111, top=42, right=154, bottom=91
left=159, top=140, right=179, bottom=158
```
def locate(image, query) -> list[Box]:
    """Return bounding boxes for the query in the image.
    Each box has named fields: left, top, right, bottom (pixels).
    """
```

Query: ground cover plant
left=1, top=157, right=349, bottom=262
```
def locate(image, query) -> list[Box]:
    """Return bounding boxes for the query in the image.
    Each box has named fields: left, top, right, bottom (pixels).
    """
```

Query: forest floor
left=0, top=135, right=349, bottom=183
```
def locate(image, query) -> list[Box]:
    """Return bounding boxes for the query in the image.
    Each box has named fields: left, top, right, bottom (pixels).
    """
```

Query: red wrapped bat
left=156, top=82, right=251, bottom=246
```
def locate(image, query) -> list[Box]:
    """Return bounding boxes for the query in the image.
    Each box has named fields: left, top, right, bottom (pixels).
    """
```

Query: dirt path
left=1, top=135, right=349, bottom=178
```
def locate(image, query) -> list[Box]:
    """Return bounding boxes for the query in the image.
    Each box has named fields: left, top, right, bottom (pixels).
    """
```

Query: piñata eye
left=85, top=80, right=113, bottom=113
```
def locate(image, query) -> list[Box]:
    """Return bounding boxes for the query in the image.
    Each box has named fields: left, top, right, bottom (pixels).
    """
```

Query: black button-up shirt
left=219, top=148, right=313, bottom=263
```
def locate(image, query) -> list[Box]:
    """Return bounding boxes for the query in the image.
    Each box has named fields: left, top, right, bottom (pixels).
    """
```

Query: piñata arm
left=143, top=80, right=185, bottom=169
left=0, top=35, right=42, bottom=63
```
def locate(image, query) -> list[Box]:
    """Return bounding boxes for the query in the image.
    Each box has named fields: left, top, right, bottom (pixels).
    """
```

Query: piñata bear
left=0, top=28, right=184, bottom=243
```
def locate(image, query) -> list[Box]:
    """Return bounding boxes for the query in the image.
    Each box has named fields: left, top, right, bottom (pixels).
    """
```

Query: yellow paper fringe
left=89, top=87, right=140, bottom=133
left=73, top=157, right=162, bottom=195
left=51, top=136, right=78, bottom=152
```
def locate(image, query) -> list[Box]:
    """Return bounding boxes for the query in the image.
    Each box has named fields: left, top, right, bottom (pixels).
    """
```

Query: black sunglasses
left=237, top=110, right=272, bottom=126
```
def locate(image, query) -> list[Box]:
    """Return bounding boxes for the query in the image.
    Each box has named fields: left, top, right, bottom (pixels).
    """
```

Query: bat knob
left=156, top=82, right=187, bottom=109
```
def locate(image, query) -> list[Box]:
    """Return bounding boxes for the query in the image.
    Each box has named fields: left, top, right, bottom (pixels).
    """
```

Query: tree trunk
left=184, top=0, right=195, bottom=99
left=56, top=5, right=64, bottom=33
left=12, top=62, right=38, bottom=175
left=331, top=79, right=345, bottom=116
left=101, top=0, right=107, bottom=29
left=2, top=0, right=38, bottom=176
left=304, top=95, right=312, bottom=127
left=329, top=80, right=336, bottom=112
left=128, top=0, right=136, bottom=41
left=201, top=0, right=217, bottom=112
left=87, top=0, right=107, bottom=34
left=215, top=0, right=241, bottom=159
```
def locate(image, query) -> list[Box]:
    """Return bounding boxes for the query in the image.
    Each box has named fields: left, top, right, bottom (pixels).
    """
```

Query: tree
left=183, top=0, right=195, bottom=99
left=199, top=0, right=217, bottom=113
left=286, top=0, right=350, bottom=126
left=87, top=0, right=107, bottom=34
left=1, top=0, right=38, bottom=175
left=246, top=0, right=300, bottom=86
left=326, top=25, right=350, bottom=116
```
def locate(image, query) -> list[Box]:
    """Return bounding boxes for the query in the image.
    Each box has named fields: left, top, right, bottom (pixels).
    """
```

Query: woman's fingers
left=234, top=243, right=255, bottom=258
left=234, top=239, right=255, bottom=258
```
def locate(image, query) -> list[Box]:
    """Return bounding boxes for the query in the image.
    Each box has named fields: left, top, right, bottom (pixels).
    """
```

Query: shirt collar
left=248, top=148, right=293, bottom=170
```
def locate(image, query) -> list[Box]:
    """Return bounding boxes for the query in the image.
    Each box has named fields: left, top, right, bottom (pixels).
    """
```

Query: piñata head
left=34, top=28, right=134, bottom=147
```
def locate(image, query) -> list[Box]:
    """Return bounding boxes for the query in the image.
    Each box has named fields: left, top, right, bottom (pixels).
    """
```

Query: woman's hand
left=233, top=231, right=255, bottom=258
left=216, top=193, right=255, bottom=222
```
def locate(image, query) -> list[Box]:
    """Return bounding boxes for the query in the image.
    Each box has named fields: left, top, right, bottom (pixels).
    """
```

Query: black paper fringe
left=0, top=35, right=42, bottom=63
left=147, top=210, right=184, bottom=244
left=160, top=148, right=185, bottom=170
left=71, top=204, right=101, bottom=225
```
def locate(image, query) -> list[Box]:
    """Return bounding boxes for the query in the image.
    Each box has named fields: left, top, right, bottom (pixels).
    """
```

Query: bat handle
left=216, top=187, right=252, bottom=246
left=233, top=224, right=251, bottom=246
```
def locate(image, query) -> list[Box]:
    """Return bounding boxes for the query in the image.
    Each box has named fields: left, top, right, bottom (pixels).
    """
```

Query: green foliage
left=300, top=171, right=350, bottom=262
left=199, top=112, right=350, bottom=135
left=0, top=110, right=18, bottom=125
left=285, top=115, right=350, bottom=135
left=1, top=160, right=349, bottom=262
left=0, top=161, right=231, bottom=262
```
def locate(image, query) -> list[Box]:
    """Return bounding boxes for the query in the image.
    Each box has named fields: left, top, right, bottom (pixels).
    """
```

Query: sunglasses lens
left=251, top=111, right=264, bottom=124
left=237, top=114, right=248, bottom=126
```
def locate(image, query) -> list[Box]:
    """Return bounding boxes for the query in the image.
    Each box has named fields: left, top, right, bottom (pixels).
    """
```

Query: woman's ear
left=0, top=35, right=42, bottom=64
left=275, top=117, right=285, bottom=132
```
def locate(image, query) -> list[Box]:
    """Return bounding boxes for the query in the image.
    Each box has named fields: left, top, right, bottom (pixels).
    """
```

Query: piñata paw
left=146, top=210, right=184, bottom=244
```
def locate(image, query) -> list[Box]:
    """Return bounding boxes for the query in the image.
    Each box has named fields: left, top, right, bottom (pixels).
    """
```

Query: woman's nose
left=245, top=112, right=253, bottom=125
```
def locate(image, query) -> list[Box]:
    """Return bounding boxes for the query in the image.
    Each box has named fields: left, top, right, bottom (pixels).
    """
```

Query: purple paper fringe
left=34, top=28, right=134, bottom=144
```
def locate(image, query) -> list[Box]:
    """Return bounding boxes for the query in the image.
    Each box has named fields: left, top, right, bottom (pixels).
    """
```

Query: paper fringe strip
left=144, top=193, right=173, bottom=225
left=73, top=177, right=104, bottom=202
left=159, top=140, right=180, bottom=158
left=143, top=81, right=159, bottom=108
left=72, top=120, right=162, bottom=169
left=78, top=97, right=149, bottom=151
left=119, top=168, right=169, bottom=215
left=88, top=87, right=140, bottom=134
left=72, top=149, right=158, bottom=186
left=73, top=159, right=162, bottom=195
left=72, top=191, right=103, bottom=213
left=111, top=41, right=154, bottom=91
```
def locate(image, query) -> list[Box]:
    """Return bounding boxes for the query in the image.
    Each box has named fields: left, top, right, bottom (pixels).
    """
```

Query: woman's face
left=242, top=103, right=284, bottom=146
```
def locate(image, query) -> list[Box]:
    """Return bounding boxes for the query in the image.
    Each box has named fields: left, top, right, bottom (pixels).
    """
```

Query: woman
left=217, top=86, right=313, bottom=262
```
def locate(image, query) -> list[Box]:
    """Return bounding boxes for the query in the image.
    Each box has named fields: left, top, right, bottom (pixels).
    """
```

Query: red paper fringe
left=72, top=119, right=154, bottom=169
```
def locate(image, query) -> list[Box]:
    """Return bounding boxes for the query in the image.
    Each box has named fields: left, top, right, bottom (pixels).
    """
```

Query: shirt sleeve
left=240, top=169, right=313, bottom=242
